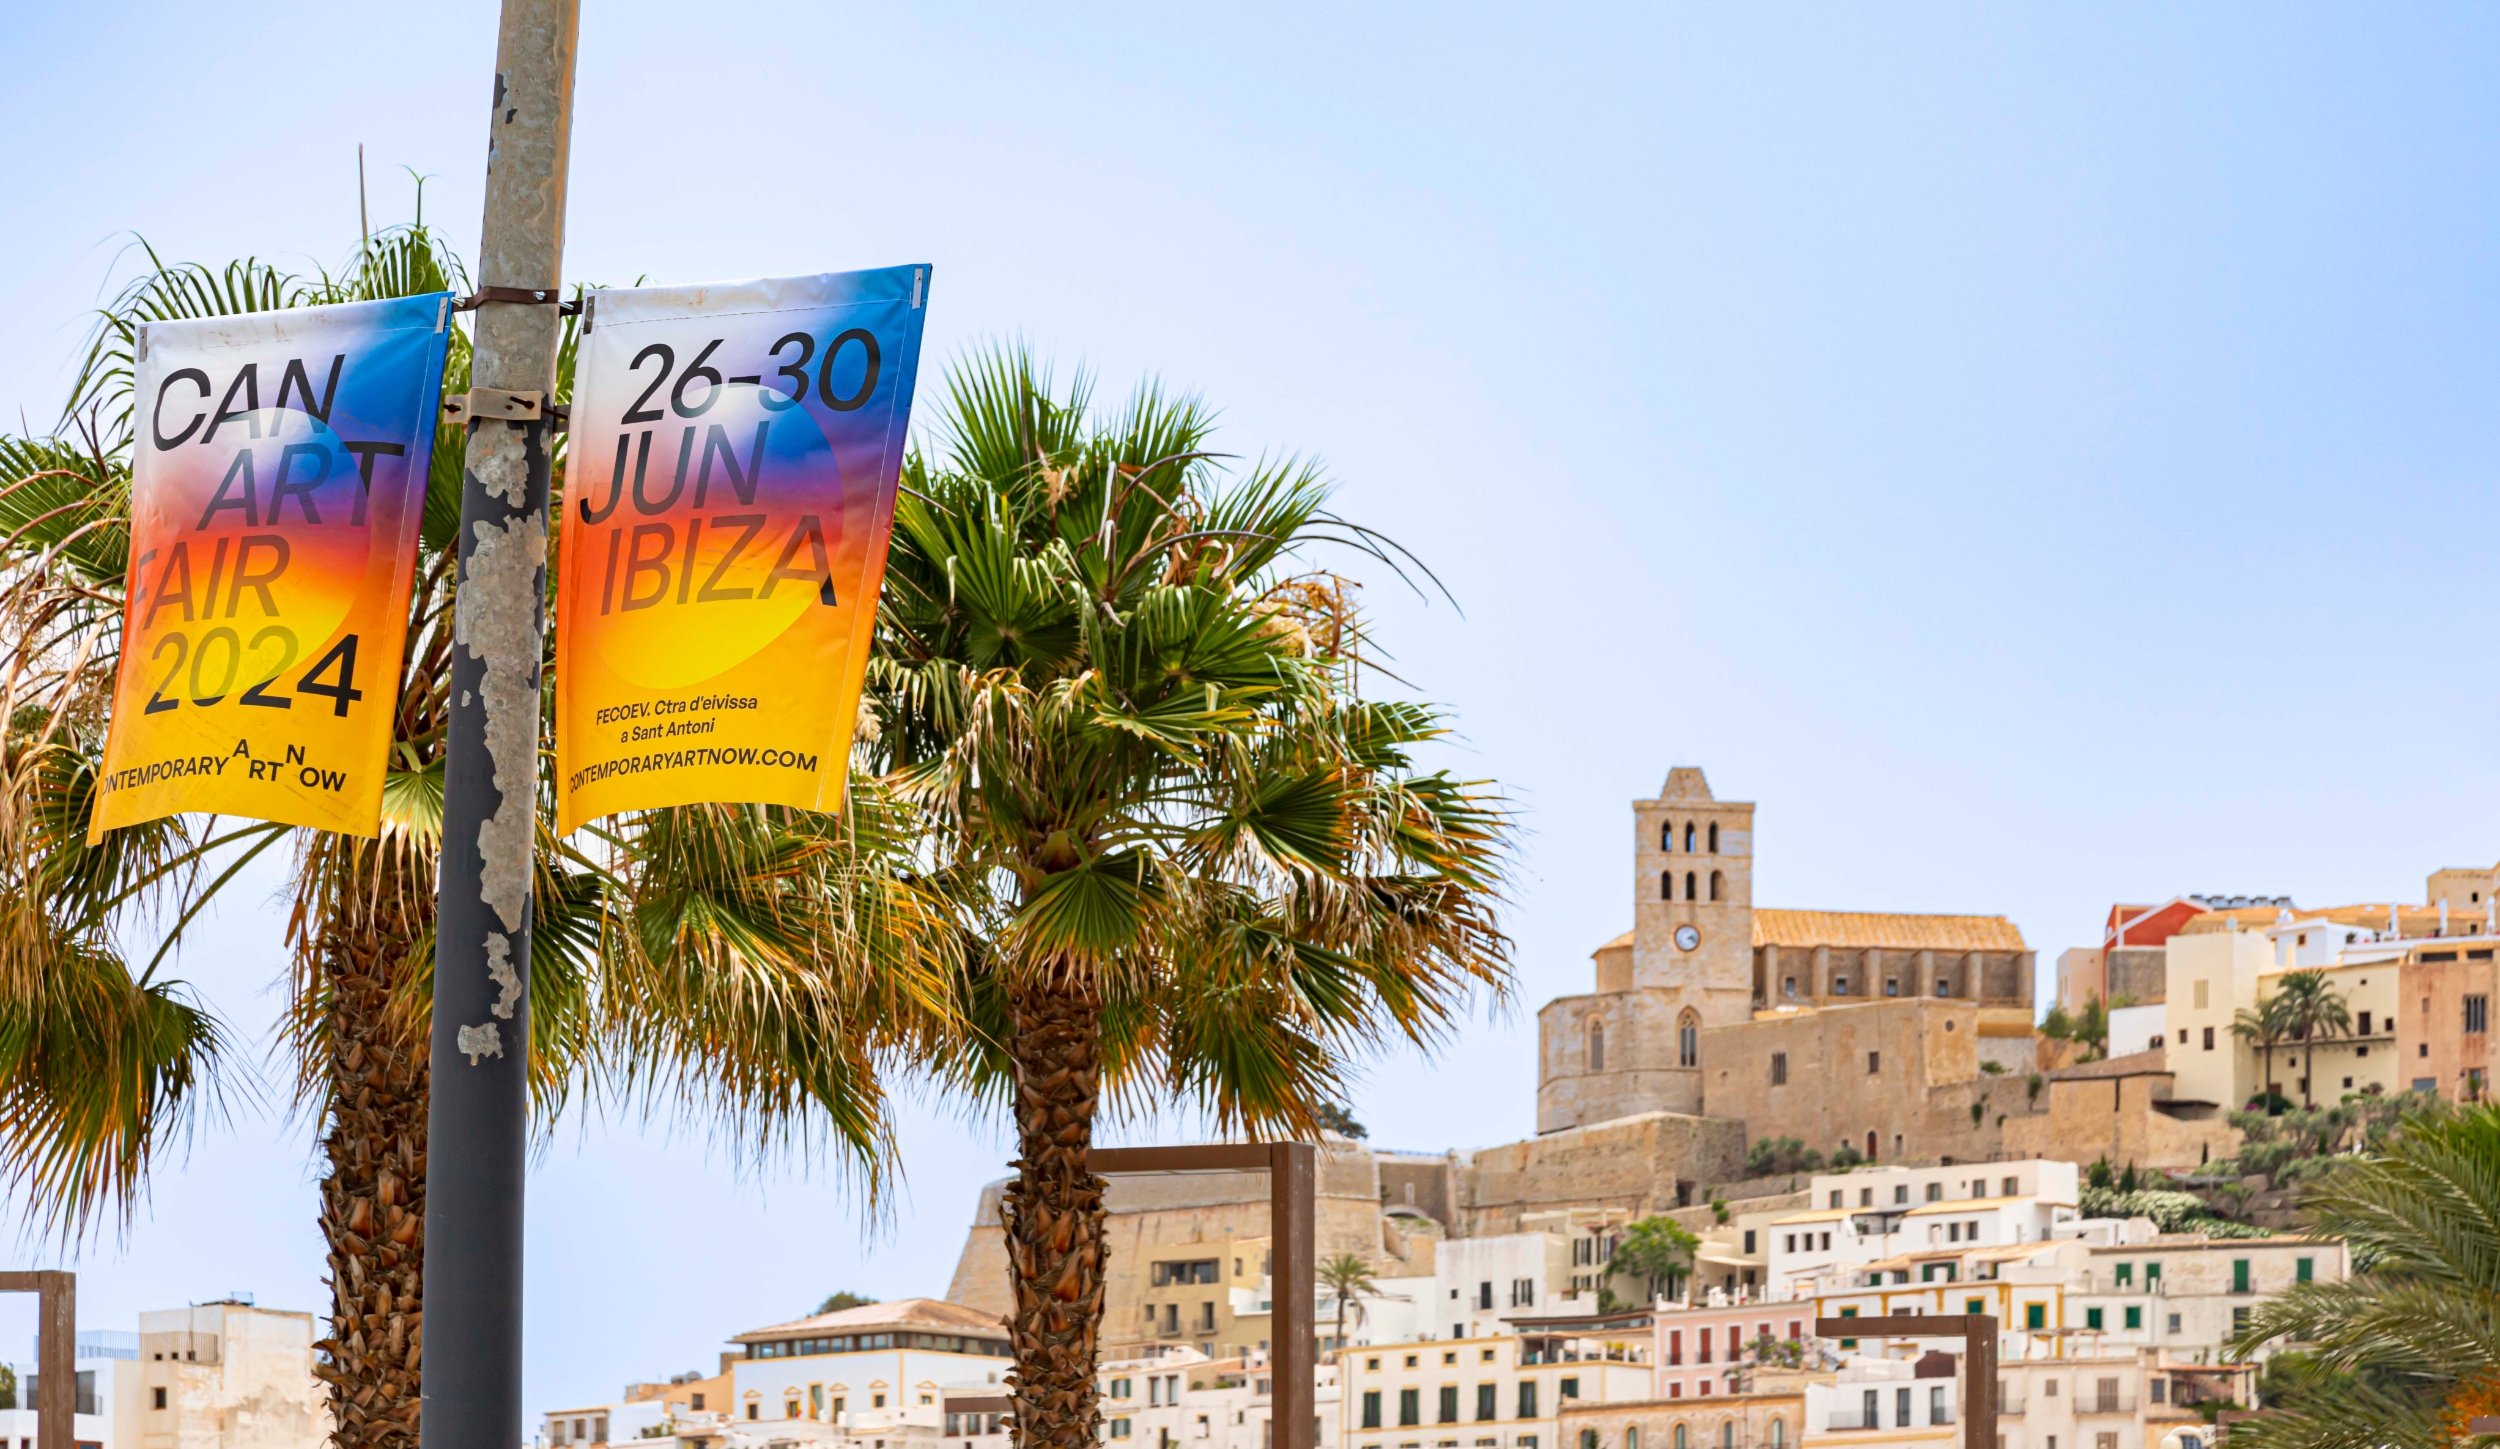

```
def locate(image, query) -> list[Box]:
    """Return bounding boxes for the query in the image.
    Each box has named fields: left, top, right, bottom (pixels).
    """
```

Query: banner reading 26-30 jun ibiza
left=91, top=294, right=454, bottom=842
left=554, top=267, right=930, bottom=832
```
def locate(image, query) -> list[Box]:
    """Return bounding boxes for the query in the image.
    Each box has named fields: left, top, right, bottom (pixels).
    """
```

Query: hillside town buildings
left=558, top=765, right=2477, bottom=1449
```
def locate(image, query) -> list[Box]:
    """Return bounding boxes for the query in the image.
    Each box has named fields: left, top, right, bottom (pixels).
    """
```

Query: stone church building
left=1537, top=768, right=2041, bottom=1162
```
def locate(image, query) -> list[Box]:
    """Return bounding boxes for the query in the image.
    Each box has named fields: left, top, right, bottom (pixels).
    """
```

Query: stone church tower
left=1536, top=768, right=1755, bottom=1132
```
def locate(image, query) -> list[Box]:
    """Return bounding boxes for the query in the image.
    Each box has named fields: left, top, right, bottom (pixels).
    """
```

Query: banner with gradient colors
left=91, top=294, right=454, bottom=841
left=554, top=267, right=930, bottom=832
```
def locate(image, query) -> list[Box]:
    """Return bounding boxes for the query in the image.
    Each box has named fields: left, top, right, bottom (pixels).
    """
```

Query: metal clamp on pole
left=443, top=388, right=549, bottom=425
left=453, top=285, right=581, bottom=315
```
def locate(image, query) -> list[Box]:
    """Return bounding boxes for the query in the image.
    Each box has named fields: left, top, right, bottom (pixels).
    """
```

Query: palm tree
left=2260, top=971, right=2352, bottom=1110
left=2229, top=1101, right=2499, bottom=1449
left=1317, top=1253, right=1379, bottom=1357
left=866, top=351, right=1512, bottom=1449
left=0, top=224, right=952, bottom=1449
left=2233, top=994, right=2294, bottom=1113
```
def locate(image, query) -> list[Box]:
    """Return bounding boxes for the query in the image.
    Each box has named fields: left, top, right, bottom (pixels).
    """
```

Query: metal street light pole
left=421, top=1, right=578, bottom=1444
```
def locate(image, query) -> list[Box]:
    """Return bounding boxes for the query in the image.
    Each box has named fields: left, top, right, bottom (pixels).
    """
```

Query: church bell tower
left=1631, top=767, right=1756, bottom=1029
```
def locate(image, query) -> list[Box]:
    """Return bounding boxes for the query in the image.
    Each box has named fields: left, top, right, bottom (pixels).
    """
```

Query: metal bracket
left=444, top=388, right=542, bottom=424
left=453, top=286, right=580, bottom=315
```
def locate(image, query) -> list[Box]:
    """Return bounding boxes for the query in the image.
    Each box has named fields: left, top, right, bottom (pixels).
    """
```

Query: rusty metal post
left=1091, top=1145, right=1320, bottom=1449
left=1269, top=1143, right=1316, bottom=1449
left=1814, top=1314, right=1997, bottom=1449
left=421, top=1, right=578, bottom=1445
left=0, top=1272, right=78, bottom=1449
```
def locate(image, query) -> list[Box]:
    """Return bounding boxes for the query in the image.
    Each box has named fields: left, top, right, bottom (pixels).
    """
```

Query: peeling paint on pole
left=454, top=468, right=547, bottom=934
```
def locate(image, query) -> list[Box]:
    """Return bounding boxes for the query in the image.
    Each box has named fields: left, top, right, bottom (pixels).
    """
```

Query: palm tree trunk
left=311, top=888, right=429, bottom=1449
left=1002, top=978, right=1106, bottom=1449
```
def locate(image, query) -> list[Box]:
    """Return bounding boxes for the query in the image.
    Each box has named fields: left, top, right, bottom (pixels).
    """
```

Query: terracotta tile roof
left=732, top=1297, right=1006, bottom=1344
left=1751, top=910, right=2027, bottom=953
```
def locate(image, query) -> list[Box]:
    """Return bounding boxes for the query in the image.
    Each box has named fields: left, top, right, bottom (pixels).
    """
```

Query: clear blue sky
left=1, top=0, right=2495, bottom=1421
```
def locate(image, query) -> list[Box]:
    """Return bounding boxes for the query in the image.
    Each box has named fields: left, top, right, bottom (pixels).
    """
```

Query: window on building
left=2124, top=1307, right=2142, bottom=1330
left=1679, top=1012, right=1700, bottom=1068
left=2359, top=1011, right=2373, bottom=1036
left=1399, top=1390, right=1420, bottom=1427
left=1924, top=1183, right=1942, bottom=1202
left=2025, top=1304, right=2046, bottom=1330
left=1895, top=1387, right=1911, bottom=1427
left=1835, top=975, right=1850, bottom=995
left=2146, top=1261, right=2161, bottom=1285
left=1661, top=872, right=1674, bottom=901
left=747, top=1406, right=760, bottom=1421
left=1559, top=1378, right=1580, bottom=1401
left=1661, top=822, right=1674, bottom=853
left=1685, top=824, right=1696, bottom=852
left=2203, top=1027, right=2215, bottom=1051
left=1769, top=1421, right=1786, bottom=1449
left=2233, top=1306, right=2252, bottom=1334
left=1478, top=1282, right=1494, bottom=1310
left=2468, top=995, right=2490, bottom=1034
left=1517, top=1382, right=1537, bottom=1418
left=2085, top=1308, right=2103, bottom=1331
left=154, top=1387, right=167, bottom=1411
left=2232, top=1259, right=2252, bottom=1294
left=1895, top=1185, right=1910, bottom=1204
left=1709, top=822, right=1720, bottom=852
left=2167, top=1314, right=2181, bottom=1334
left=2114, top=1264, right=2132, bottom=1287
left=1476, top=1385, right=1496, bottom=1422
left=1720, top=1426, right=1735, bottom=1449
left=1783, top=976, right=1798, bottom=997
left=1710, top=871, right=1725, bottom=902
left=1937, top=978, right=1952, bottom=996
left=1867, top=1051, right=1881, bottom=1075
left=1885, top=978, right=1900, bottom=998
left=1588, top=1020, right=1605, bottom=1072
left=1626, top=1428, right=1640, bottom=1449
left=1686, top=871, right=1697, bottom=900
left=1438, top=1388, right=1459, bottom=1425
left=2297, top=1257, right=2314, bottom=1283
left=1363, top=1393, right=1382, bottom=1429
left=2002, top=1176, right=2018, bottom=1196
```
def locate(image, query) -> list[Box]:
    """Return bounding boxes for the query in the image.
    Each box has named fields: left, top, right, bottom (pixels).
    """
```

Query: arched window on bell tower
left=1708, top=822, right=1720, bottom=853
left=1660, top=871, right=1674, bottom=901
left=1661, top=821, right=1674, bottom=852
left=1588, top=1018, right=1607, bottom=1072
left=1685, top=871, right=1697, bottom=901
left=1684, top=822, right=1696, bottom=852
left=1677, top=1010, right=1700, bottom=1068
left=1710, top=870, right=1725, bottom=902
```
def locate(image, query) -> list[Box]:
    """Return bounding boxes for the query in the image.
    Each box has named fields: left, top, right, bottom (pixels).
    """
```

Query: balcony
left=2078, top=1394, right=2138, bottom=1415
left=1996, top=1396, right=2025, bottom=1417
left=1822, top=1408, right=1952, bottom=1431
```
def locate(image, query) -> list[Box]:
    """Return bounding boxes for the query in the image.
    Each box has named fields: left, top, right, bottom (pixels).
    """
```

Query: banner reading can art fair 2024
left=91, top=294, right=454, bottom=842
left=554, top=267, right=931, bottom=833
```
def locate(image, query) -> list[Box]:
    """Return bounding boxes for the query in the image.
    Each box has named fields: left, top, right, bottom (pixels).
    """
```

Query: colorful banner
left=554, top=267, right=931, bottom=832
left=92, top=294, right=454, bottom=841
